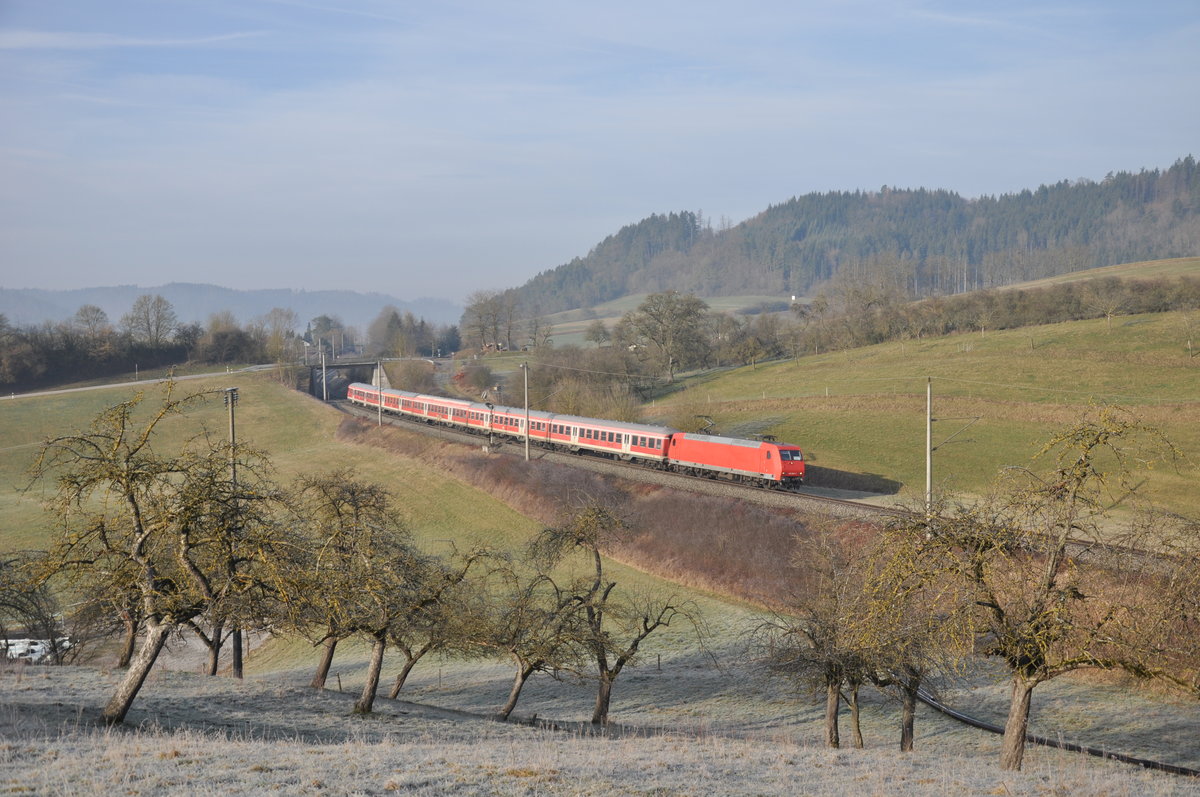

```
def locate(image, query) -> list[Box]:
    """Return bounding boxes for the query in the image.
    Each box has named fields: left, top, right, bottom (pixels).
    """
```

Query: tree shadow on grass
left=803, top=465, right=902, bottom=495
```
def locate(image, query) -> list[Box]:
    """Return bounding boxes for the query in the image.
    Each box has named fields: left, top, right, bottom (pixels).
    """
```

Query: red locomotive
left=668, top=433, right=805, bottom=489
left=346, top=383, right=804, bottom=489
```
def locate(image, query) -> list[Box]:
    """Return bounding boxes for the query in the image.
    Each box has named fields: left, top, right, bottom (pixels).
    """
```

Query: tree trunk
left=498, top=662, right=535, bottom=720
left=388, top=656, right=420, bottom=700
left=847, top=681, right=864, bottom=749
left=117, top=613, right=139, bottom=669
left=353, top=633, right=387, bottom=714
left=592, top=674, right=614, bottom=725
left=231, top=627, right=243, bottom=679
left=102, top=620, right=172, bottom=725
left=311, top=636, right=337, bottom=689
left=824, top=677, right=841, bottom=749
left=1000, top=676, right=1037, bottom=771
left=205, top=619, right=224, bottom=676
left=900, top=683, right=918, bottom=752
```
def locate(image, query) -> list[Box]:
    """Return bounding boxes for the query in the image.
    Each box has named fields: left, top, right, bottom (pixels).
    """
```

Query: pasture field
left=651, top=309, right=1200, bottom=515
left=1001, top=256, right=1200, bottom=290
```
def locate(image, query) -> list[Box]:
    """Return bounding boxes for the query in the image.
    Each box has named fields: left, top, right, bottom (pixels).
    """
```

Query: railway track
left=335, top=400, right=897, bottom=522
left=335, top=400, right=1173, bottom=567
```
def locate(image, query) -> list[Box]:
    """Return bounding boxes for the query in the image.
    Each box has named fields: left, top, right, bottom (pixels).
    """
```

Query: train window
left=766, top=451, right=773, bottom=459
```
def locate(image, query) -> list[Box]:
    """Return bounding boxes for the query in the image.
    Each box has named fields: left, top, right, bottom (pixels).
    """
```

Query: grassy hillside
left=1, top=375, right=543, bottom=553
left=654, top=309, right=1200, bottom=514
left=1002, top=256, right=1200, bottom=291
left=0, top=373, right=745, bottom=677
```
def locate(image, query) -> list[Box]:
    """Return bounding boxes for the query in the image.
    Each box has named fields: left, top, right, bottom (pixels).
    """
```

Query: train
left=346, top=382, right=805, bottom=489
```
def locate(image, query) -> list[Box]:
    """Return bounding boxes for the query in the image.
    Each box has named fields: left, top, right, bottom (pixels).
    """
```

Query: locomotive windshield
left=778, top=449, right=803, bottom=461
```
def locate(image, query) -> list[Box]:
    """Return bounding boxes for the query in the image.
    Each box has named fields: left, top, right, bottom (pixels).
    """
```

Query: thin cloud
left=0, top=30, right=265, bottom=50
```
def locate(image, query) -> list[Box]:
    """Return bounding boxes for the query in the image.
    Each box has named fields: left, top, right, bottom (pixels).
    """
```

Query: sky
left=1, top=1, right=1197, bottom=303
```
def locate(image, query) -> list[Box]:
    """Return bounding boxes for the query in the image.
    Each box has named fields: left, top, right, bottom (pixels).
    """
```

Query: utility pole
left=224, top=387, right=243, bottom=679
left=320, top=350, right=328, bottom=401
left=925, top=377, right=933, bottom=517
left=521, top=362, right=530, bottom=461
left=377, top=361, right=383, bottom=426
left=925, top=377, right=979, bottom=519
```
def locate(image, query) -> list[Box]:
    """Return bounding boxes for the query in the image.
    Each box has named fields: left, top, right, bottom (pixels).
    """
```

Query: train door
left=621, top=433, right=631, bottom=456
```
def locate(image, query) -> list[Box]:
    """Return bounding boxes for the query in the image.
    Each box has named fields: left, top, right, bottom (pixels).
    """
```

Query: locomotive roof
left=677, top=432, right=801, bottom=449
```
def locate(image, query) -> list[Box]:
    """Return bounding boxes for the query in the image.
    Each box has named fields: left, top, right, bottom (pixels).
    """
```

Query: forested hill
left=515, top=156, right=1200, bottom=313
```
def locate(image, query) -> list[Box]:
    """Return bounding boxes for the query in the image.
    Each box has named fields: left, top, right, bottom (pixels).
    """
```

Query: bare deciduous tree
left=281, top=471, right=422, bottom=714
left=120, top=294, right=177, bottom=346
left=754, top=523, right=874, bottom=748
left=30, top=384, right=286, bottom=723
left=530, top=501, right=696, bottom=726
left=926, top=406, right=1189, bottom=770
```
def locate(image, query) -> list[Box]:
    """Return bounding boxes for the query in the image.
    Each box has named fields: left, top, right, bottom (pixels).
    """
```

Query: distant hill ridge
left=514, top=156, right=1200, bottom=313
left=0, top=283, right=461, bottom=329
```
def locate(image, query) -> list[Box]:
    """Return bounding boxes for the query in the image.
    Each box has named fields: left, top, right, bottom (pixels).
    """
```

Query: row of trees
left=458, top=289, right=553, bottom=353
left=11, top=385, right=687, bottom=727
left=364, top=306, right=460, bottom=359
left=790, top=270, right=1200, bottom=354
left=0, top=294, right=464, bottom=393
left=758, top=406, right=1200, bottom=771
left=451, top=274, right=1200, bottom=416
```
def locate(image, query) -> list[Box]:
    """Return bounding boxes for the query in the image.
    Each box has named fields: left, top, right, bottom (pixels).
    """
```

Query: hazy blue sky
left=1, top=1, right=1196, bottom=302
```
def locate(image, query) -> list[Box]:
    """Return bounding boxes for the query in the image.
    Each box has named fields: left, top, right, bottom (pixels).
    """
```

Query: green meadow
left=653, top=309, right=1200, bottom=513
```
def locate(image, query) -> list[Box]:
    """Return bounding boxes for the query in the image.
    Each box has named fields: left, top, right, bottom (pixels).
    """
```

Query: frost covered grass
left=4, top=659, right=1199, bottom=796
